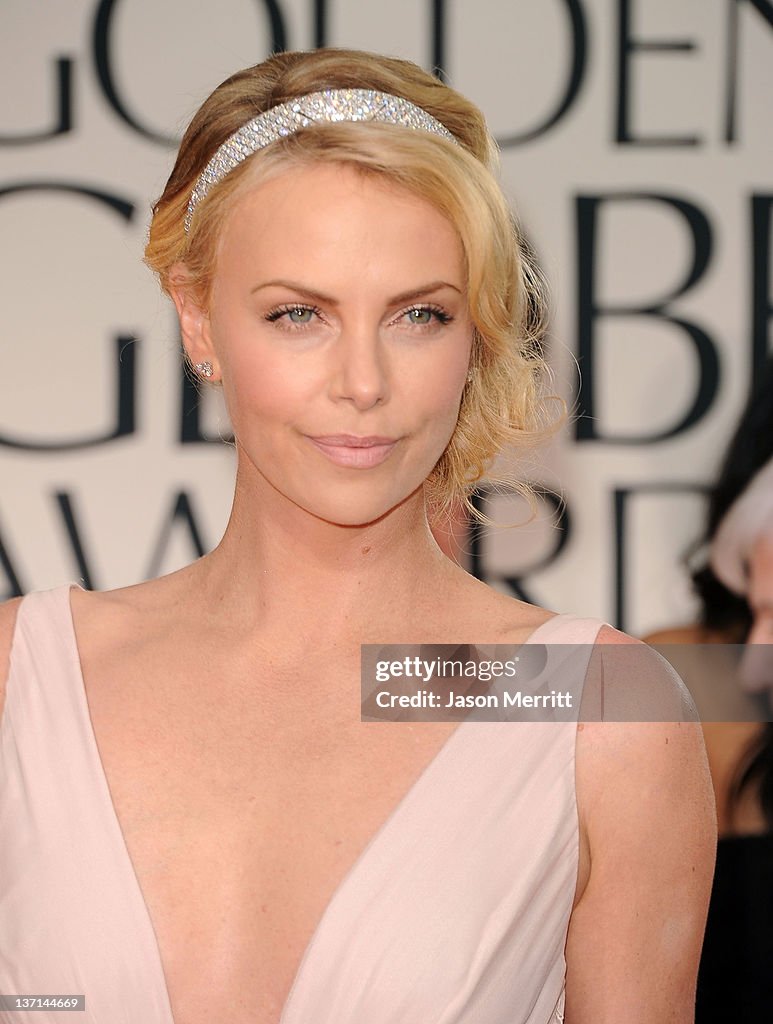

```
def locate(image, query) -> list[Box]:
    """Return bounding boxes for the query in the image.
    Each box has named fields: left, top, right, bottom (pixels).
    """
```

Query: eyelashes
left=264, top=303, right=323, bottom=327
left=263, top=303, right=454, bottom=331
left=403, top=304, right=453, bottom=327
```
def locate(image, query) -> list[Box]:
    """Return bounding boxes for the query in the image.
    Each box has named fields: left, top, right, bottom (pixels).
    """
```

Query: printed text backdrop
left=1, top=0, right=771, bottom=633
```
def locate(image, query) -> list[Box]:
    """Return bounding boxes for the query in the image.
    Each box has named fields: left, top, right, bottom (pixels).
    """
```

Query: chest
left=83, top=656, right=459, bottom=1024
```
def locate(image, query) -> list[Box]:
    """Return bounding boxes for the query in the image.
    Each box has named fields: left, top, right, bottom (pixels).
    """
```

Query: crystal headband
left=184, top=88, right=458, bottom=233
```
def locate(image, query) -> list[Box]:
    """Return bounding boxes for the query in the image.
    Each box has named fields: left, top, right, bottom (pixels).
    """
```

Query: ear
left=168, top=263, right=220, bottom=380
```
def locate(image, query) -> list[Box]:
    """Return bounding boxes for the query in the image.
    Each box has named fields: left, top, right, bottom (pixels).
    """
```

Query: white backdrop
left=1, top=0, right=771, bottom=634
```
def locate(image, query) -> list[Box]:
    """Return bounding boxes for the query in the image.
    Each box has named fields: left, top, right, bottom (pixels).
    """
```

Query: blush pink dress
left=0, top=585, right=608, bottom=1023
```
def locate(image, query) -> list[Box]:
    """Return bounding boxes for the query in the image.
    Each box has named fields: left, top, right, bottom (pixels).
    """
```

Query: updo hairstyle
left=145, top=48, right=564, bottom=522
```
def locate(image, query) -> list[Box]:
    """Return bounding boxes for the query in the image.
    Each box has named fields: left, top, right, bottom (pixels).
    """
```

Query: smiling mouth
left=307, top=434, right=398, bottom=469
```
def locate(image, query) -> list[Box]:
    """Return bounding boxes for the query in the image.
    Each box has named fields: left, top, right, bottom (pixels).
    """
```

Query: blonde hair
left=145, top=48, right=564, bottom=523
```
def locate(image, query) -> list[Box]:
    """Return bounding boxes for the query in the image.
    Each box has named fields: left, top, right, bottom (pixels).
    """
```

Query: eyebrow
left=250, top=279, right=462, bottom=305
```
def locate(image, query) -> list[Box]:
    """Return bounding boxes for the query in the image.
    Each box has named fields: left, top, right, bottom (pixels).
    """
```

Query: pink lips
left=307, top=434, right=398, bottom=469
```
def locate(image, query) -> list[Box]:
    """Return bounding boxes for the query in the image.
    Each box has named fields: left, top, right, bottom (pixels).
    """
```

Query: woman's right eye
left=264, top=304, right=321, bottom=327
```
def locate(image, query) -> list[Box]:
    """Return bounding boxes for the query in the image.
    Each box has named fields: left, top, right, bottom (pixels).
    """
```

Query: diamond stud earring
left=195, top=361, right=214, bottom=378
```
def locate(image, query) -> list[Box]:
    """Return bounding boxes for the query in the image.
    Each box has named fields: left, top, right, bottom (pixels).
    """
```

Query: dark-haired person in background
left=644, top=355, right=773, bottom=1022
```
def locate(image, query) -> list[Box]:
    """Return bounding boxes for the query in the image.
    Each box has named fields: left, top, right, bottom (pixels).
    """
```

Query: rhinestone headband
left=184, top=88, right=458, bottom=233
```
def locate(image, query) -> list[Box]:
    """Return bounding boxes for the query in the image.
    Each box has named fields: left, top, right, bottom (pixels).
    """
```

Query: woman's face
left=739, top=532, right=773, bottom=707
left=183, top=162, right=473, bottom=527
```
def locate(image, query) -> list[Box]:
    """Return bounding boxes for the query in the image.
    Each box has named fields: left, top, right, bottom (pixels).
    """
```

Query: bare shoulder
left=440, top=567, right=559, bottom=641
left=491, top=590, right=559, bottom=642
left=576, top=623, right=710, bottom=787
left=70, top=570, right=187, bottom=617
left=69, top=569, right=197, bottom=662
left=595, top=623, right=640, bottom=644
left=0, top=596, right=25, bottom=721
left=566, top=623, right=717, bottom=1019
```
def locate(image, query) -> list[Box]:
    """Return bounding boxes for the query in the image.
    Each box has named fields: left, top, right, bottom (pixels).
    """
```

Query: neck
left=194, top=463, right=461, bottom=641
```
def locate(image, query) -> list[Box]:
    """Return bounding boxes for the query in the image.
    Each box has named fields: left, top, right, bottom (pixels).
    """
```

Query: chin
left=295, top=482, right=422, bottom=529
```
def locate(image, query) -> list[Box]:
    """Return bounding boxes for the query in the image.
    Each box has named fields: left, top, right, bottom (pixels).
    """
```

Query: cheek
left=216, top=335, right=317, bottom=432
left=408, top=358, right=468, bottom=427
left=224, top=372, right=308, bottom=432
left=405, top=321, right=470, bottom=396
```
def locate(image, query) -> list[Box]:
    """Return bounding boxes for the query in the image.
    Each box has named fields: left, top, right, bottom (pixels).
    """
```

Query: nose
left=329, top=325, right=389, bottom=411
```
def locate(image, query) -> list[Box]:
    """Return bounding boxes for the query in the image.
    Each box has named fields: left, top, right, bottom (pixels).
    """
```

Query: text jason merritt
left=375, top=690, right=573, bottom=709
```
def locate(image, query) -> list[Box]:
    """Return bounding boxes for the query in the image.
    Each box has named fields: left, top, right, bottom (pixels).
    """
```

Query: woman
left=647, top=356, right=773, bottom=1019
left=0, top=49, right=715, bottom=1023
left=645, top=358, right=773, bottom=1021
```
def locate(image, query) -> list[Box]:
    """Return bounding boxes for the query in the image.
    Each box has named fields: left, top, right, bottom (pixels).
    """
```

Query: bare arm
left=0, top=598, right=23, bottom=722
left=564, top=628, right=717, bottom=1023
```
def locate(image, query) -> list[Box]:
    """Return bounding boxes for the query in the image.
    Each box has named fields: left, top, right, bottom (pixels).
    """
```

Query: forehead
left=214, top=162, right=465, bottom=288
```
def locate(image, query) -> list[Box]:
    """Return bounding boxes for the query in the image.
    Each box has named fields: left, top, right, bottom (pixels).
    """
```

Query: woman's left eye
left=286, top=307, right=314, bottom=324
left=401, top=305, right=452, bottom=327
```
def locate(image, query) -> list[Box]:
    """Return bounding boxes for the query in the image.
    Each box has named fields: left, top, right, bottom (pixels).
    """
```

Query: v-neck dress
left=0, top=585, right=606, bottom=1023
